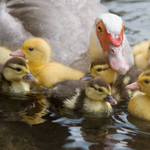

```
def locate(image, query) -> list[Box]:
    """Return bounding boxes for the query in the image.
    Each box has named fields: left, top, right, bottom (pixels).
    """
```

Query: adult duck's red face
left=95, top=14, right=129, bottom=75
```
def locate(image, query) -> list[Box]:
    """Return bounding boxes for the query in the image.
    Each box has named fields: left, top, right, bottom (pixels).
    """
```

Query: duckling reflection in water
left=1, top=93, right=50, bottom=125
left=0, top=57, right=37, bottom=94
left=126, top=70, right=150, bottom=121
left=46, top=77, right=117, bottom=115
left=80, top=57, right=142, bottom=102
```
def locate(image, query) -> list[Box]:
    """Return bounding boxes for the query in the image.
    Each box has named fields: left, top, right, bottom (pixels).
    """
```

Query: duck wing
left=1, top=0, right=108, bottom=66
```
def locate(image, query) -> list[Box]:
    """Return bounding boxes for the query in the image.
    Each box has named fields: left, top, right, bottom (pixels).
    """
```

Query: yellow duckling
left=1, top=57, right=37, bottom=94
left=10, top=37, right=85, bottom=88
left=80, top=57, right=142, bottom=102
left=80, top=57, right=117, bottom=84
left=0, top=46, right=12, bottom=65
left=132, top=40, right=150, bottom=70
left=46, top=77, right=117, bottom=114
left=126, top=70, right=150, bottom=121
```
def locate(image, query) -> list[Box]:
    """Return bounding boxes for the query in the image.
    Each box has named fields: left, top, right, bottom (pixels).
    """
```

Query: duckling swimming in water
left=10, top=37, right=85, bottom=88
left=46, top=77, right=117, bottom=114
left=132, top=40, right=150, bottom=70
left=80, top=57, right=142, bottom=102
left=126, top=70, right=150, bottom=121
left=0, top=57, right=37, bottom=94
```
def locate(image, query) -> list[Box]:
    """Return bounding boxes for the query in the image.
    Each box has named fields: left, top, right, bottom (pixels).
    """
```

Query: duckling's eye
left=97, top=68, right=102, bottom=72
left=149, top=46, right=150, bottom=50
left=144, top=80, right=149, bottom=84
left=16, top=68, right=22, bottom=72
left=97, top=26, right=102, bottom=33
left=98, top=88, right=103, bottom=92
left=28, top=47, right=34, bottom=51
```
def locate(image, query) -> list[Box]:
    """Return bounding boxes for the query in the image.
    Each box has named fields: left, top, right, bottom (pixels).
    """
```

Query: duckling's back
left=46, top=80, right=86, bottom=107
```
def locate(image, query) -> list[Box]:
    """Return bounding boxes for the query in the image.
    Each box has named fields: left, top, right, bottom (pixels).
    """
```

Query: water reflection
left=0, top=92, right=50, bottom=125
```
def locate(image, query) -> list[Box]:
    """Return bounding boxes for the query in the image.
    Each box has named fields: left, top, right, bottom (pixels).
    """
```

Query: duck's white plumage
left=0, top=0, right=133, bottom=73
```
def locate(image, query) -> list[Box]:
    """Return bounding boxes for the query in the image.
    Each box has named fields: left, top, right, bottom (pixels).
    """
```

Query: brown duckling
left=80, top=57, right=142, bottom=102
left=132, top=40, right=150, bottom=70
left=126, top=70, right=150, bottom=121
left=10, top=37, right=85, bottom=88
left=46, top=77, right=117, bottom=114
left=0, top=57, right=37, bottom=94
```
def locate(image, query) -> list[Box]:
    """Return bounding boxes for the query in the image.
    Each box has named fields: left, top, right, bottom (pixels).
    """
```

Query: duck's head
left=10, top=37, right=51, bottom=67
left=126, top=70, right=150, bottom=96
left=2, top=57, right=37, bottom=83
left=85, top=77, right=117, bottom=105
left=91, top=13, right=129, bottom=75
left=80, top=57, right=117, bottom=84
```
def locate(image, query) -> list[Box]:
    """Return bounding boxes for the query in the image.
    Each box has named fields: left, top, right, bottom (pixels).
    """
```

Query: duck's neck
left=83, top=98, right=112, bottom=113
left=88, top=25, right=105, bottom=59
left=10, top=81, right=30, bottom=93
left=28, top=63, right=46, bottom=77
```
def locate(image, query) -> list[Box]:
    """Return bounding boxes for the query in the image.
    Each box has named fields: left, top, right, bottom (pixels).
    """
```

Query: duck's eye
left=16, top=68, right=22, bottom=72
left=144, top=80, right=149, bottom=84
left=97, top=68, right=102, bottom=72
left=98, top=88, right=103, bottom=92
left=28, top=47, right=34, bottom=51
left=97, top=26, right=102, bottom=33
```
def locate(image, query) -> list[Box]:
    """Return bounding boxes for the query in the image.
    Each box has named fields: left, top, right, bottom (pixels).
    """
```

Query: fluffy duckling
left=126, top=70, right=150, bottom=121
left=46, top=77, right=117, bottom=114
left=80, top=57, right=142, bottom=102
left=0, top=46, right=12, bottom=66
left=80, top=57, right=117, bottom=84
left=10, top=37, right=85, bottom=88
left=132, top=40, right=150, bottom=70
left=0, top=57, right=37, bottom=94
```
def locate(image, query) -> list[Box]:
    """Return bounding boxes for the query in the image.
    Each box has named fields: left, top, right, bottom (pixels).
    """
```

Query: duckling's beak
left=125, top=82, right=141, bottom=90
left=23, top=73, right=38, bottom=82
left=104, top=95, right=117, bottom=105
left=10, top=49, right=25, bottom=57
left=80, top=72, right=93, bottom=81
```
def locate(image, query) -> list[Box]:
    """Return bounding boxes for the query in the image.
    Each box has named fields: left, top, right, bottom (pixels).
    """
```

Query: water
left=1, top=0, right=150, bottom=150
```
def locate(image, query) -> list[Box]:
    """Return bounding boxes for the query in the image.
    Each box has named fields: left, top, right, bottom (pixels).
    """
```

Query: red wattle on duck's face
left=108, top=23, right=124, bottom=47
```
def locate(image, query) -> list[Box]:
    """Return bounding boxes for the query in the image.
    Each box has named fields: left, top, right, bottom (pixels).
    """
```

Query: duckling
left=126, top=70, right=150, bottom=121
left=0, top=57, right=37, bottom=94
left=132, top=40, right=150, bottom=70
left=0, top=46, right=12, bottom=66
left=80, top=57, right=117, bottom=84
left=10, top=37, right=85, bottom=88
left=46, top=77, right=117, bottom=114
left=80, top=57, right=142, bottom=102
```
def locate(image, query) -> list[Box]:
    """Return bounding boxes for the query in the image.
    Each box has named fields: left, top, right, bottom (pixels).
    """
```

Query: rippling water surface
left=1, top=1, right=150, bottom=150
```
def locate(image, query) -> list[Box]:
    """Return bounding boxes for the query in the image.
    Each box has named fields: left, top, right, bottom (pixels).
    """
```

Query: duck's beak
left=23, top=73, right=38, bottom=82
left=10, top=49, right=25, bottom=57
left=80, top=72, right=93, bottom=81
left=125, top=81, right=140, bottom=90
left=107, top=45, right=129, bottom=75
left=104, top=95, right=117, bottom=105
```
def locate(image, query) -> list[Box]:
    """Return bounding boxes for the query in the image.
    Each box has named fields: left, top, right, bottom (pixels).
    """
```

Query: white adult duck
left=0, top=0, right=134, bottom=75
